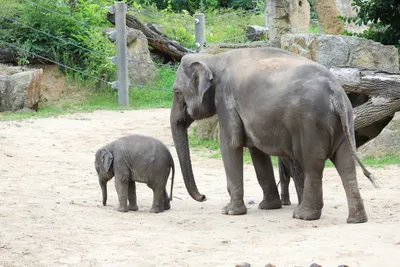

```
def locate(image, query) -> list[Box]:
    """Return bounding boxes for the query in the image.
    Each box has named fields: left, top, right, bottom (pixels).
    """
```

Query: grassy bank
left=0, top=64, right=176, bottom=121
left=188, top=127, right=400, bottom=168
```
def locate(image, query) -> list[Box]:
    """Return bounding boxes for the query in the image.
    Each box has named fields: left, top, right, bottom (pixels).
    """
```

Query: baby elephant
left=95, top=134, right=175, bottom=213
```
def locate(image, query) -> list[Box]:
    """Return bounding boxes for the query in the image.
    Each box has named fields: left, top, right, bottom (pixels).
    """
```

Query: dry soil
left=0, top=109, right=399, bottom=267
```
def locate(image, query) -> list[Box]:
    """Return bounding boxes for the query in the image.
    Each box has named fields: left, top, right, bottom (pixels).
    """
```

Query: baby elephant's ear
left=100, top=148, right=114, bottom=172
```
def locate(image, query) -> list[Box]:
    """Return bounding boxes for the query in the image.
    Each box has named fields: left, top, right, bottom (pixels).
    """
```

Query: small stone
left=235, top=262, right=251, bottom=267
left=83, top=200, right=87, bottom=203
left=70, top=200, right=75, bottom=204
left=265, top=264, right=276, bottom=267
left=310, top=264, right=322, bottom=267
left=248, top=200, right=255, bottom=204
left=56, top=201, right=60, bottom=204
left=338, top=265, right=349, bottom=267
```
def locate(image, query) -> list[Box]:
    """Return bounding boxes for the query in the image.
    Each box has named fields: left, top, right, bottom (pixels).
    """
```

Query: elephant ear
left=189, top=61, right=213, bottom=103
left=100, top=148, right=114, bottom=172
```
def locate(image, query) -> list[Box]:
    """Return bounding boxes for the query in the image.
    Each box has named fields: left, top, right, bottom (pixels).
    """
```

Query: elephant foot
left=280, top=193, right=291, bottom=206
left=164, top=201, right=171, bottom=211
left=116, top=206, right=129, bottom=212
left=347, top=208, right=368, bottom=224
left=150, top=205, right=164, bottom=213
left=129, top=204, right=139, bottom=211
left=258, top=198, right=282, bottom=210
left=221, top=201, right=247, bottom=215
left=293, top=204, right=321, bottom=221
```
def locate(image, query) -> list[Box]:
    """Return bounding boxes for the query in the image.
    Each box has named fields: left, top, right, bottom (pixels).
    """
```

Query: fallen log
left=329, top=67, right=400, bottom=146
left=106, top=12, right=193, bottom=62
left=246, top=25, right=267, bottom=41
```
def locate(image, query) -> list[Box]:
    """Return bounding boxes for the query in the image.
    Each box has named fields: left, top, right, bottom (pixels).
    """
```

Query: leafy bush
left=340, top=0, right=400, bottom=47
left=0, top=0, right=116, bottom=86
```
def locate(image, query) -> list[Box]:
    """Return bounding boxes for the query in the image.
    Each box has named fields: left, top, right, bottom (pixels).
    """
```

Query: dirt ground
left=0, top=108, right=399, bottom=267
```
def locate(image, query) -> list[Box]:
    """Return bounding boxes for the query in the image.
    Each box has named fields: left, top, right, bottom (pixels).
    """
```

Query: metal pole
left=114, top=1, right=129, bottom=107
left=194, top=13, right=205, bottom=52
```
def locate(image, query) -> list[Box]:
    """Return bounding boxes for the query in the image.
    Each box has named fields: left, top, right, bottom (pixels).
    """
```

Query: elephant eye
left=175, top=90, right=184, bottom=100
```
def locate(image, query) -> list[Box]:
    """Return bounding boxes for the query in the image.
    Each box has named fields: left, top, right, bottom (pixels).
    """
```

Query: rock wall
left=0, top=64, right=43, bottom=112
left=265, top=0, right=310, bottom=47
left=281, top=34, right=399, bottom=72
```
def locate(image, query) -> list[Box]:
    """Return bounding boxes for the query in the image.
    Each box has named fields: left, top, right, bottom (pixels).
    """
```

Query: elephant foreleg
left=220, top=139, right=246, bottom=215
left=249, top=147, right=282, bottom=210
left=278, top=158, right=292, bottom=206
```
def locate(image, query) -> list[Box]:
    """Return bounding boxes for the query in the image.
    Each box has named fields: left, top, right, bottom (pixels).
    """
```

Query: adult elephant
left=170, top=47, right=379, bottom=223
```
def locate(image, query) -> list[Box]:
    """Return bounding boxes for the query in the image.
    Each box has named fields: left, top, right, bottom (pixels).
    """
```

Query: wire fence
left=0, top=1, right=267, bottom=105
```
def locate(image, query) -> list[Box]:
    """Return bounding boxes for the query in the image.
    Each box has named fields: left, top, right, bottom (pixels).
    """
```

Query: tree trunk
left=0, top=47, right=15, bottom=63
left=106, top=12, right=193, bottom=62
left=330, top=67, right=400, bottom=146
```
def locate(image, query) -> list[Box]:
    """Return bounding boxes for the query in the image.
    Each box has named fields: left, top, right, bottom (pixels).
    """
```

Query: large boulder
left=0, top=64, right=43, bottom=112
left=281, top=34, right=399, bottom=72
left=358, top=112, right=400, bottom=157
left=126, top=28, right=156, bottom=87
left=265, top=0, right=310, bottom=47
left=104, top=28, right=156, bottom=87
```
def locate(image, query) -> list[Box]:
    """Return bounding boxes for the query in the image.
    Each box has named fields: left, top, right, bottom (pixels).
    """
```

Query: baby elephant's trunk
left=99, top=179, right=107, bottom=206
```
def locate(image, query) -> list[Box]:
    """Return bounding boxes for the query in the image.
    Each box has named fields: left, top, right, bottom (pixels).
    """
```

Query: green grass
left=0, top=64, right=176, bottom=121
left=188, top=127, right=400, bottom=168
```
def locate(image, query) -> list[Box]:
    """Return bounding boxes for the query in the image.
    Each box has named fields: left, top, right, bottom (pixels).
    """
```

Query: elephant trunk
left=99, top=178, right=107, bottom=206
left=171, top=119, right=206, bottom=202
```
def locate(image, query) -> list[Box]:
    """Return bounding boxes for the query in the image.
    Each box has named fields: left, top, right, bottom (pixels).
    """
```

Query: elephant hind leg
left=147, top=177, right=168, bottom=213
left=163, top=189, right=171, bottom=210
left=292, top=158, right=325, bottom=221
left=330, top=140, right=367, bottom=224
left=115, top=172, right=130, bottom=212
left=249, top=147, right=282, bottom=210
left=128, top=180, right=138, bottom=211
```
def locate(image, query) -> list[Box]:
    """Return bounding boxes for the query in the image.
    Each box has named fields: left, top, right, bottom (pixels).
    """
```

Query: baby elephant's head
left=95, top=148, right=115, bottom=206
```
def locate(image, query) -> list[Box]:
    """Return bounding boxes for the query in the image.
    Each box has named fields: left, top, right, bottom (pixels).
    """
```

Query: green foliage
left=0, top=0, right=116, bottom=86
left=339, top=0, right=400, bottom=46
left=133, top=0, right=260, bottom=13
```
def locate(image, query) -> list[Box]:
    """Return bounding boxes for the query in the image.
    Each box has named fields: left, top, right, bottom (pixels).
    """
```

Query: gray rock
left=126, top=29, right=156, bottom=87
left=358, top=113, right=400, bottom=157
left=104, top=28, right=156, bottom=87
left=281, top=34, right=399, bottom=73
left=314, top=35, right=349, bottom=68
left=0, top=64, right=43, bottom=112
left=235, top=262, right=251, bottom=267
left=309, top=263, right=322, bottom=267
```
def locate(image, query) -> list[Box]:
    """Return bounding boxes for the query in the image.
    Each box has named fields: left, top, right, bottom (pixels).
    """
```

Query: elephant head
left=94, top=147, right=115, bottom=206
left=170, top=55, right=217, bottom=202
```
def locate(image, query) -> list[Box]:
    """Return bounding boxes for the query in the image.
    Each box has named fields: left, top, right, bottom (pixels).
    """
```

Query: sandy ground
left=0, top=108, right=399, bottom=267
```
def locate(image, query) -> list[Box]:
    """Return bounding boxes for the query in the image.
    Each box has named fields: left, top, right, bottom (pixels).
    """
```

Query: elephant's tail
left=330, top=81, right=380, bottom=188
left=169, top=154, right=175, bottom=201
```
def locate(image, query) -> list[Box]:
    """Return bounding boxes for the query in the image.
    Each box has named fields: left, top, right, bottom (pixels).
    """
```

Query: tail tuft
left=361, top=168, right=381, bottom=188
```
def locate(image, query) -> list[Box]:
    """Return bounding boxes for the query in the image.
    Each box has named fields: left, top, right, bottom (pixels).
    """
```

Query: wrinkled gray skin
left=278, top=157, right=304, bottom=206
left=95, top=134, right=175, bottom=213
left=170, top=47, right=379, bottom=223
